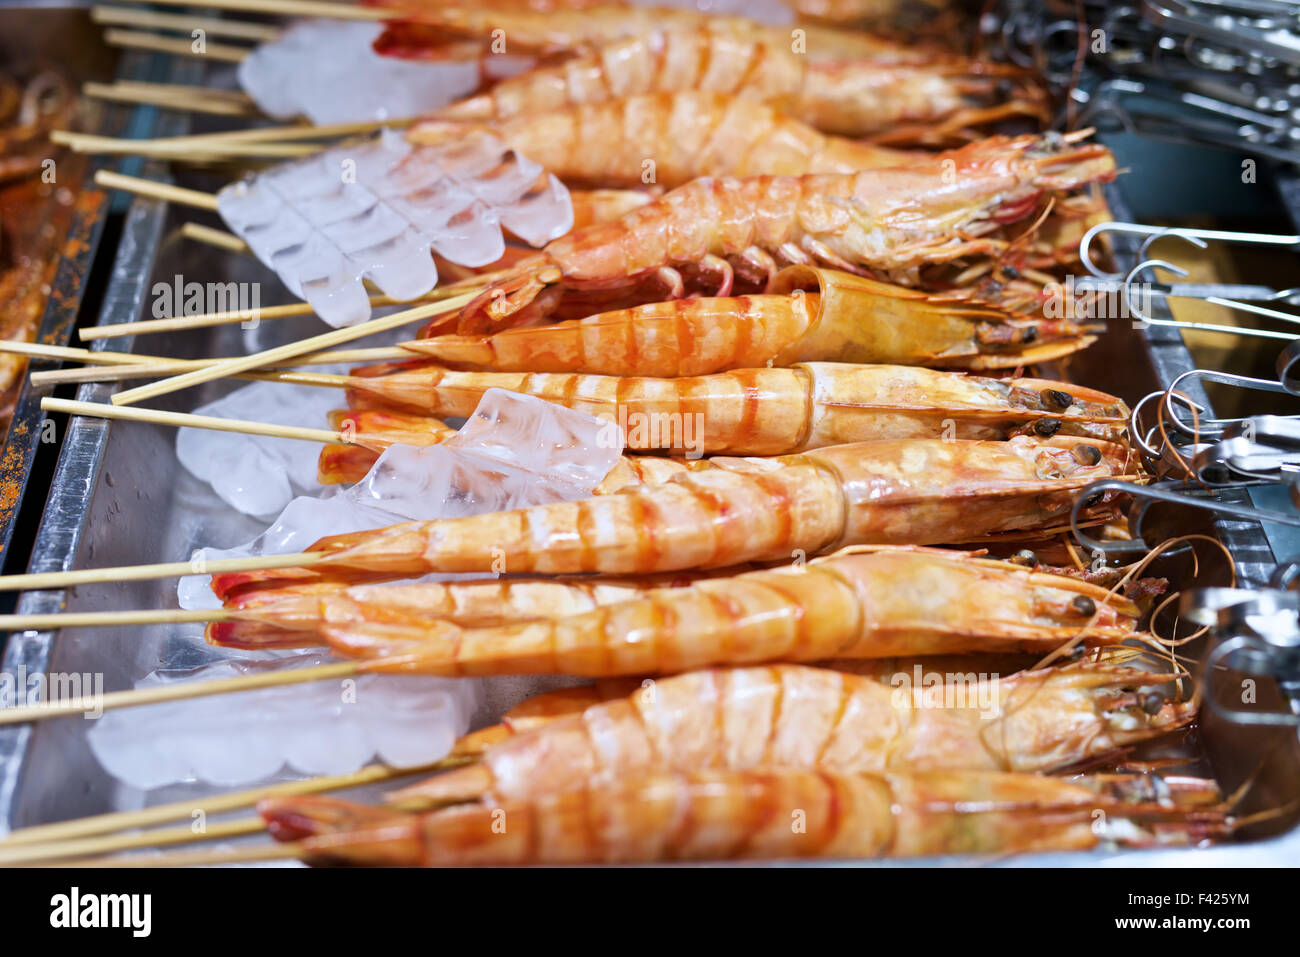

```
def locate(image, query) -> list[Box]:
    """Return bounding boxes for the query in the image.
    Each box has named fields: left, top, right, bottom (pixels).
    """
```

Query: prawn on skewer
left=262, top=767, right=1229, bottom=865
left=416, top=25, right=1042, bottom=140
left=316, top=409, right=456, bottom=485
left=387, top=659, right=1192, bottom=806
left=410, top=92, right=916, bottom=190
left=374, top=3, right=940, bottom=65
left=211, top=436, right=1139, bottom=598
left=411, top=266, right=1098, bottom=378
left=341, top=362, right=1128, bottom=455
left=317, top=547, right=1146, bottom=676
left=209, top=568, right=733, bottom=649
left=448, top=132, right=1115, bottom=331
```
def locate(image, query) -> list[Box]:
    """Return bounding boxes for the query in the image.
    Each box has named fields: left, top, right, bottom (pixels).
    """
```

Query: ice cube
left=175, top=377, right=344, bottom=519
left=177, top=391, right=623, bottom=611
left=86, top=656, right=481, bottom=789
left=217, top=130, right=572, bottom=326
left=238, top=20, right=482, bottom=126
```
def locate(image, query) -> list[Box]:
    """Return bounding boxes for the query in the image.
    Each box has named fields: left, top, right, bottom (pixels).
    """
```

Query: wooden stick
left=0, top=341, right=172, bottom=366
left=104, top=28, right=254, bottom=62
left=32, top=365, right=173, bottom=386
left=54, top=131, right=317, bottom=159
left=0, top=608, right=224, bottom=631
left=0, top=661, right=358, bottom=726
left=94, top=168, right=219, bottom=211
left=0, top=551, right=324, bottom=592
left=64, top=839, right=304, bottom=867
left=31, top=349, right=405, bottom=386
left=0, top=338, right=407, bottom=369
left=0, top=817, right=268, bottom=865
left=111, top=293, right=476, bottom=406
left=80, top=291, right=451, bottom=339
left=139, top=115, right=417, bottom=146
left=113, top=0, right=390, bottom=22
left=91, top=6, right=282, bottom=41
left=112, top=79, right=255, bottom=103
left=83, top=80, right=258, bottom=116
left=42, top=396, right=353, bottom=442
left=0, top=759, right=457, bottom=846
left=180, top=221, right=249, bottom=252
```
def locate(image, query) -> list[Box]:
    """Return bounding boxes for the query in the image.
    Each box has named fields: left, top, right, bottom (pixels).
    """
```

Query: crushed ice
left=217, top=129, right=572, bottom=327
left=87, top=392, right=622, bottom=790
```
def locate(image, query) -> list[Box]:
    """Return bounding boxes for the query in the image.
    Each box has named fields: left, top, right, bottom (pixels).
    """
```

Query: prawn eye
left=1020, top=325, right=1039, bottom=343
left=1040, top=388, right=1074, bottom=411
left=1071, top=595, right=1097, bottom=617
left=1010, top=548, right=1038, bottom=566
left=1033, top=418, right=1061, bottom=437
left=1080, top=490, right=1105, bottom=509
left=1071, top=444, right=1102, bottom=466
left=1141, top=693, right=1165, bottom=715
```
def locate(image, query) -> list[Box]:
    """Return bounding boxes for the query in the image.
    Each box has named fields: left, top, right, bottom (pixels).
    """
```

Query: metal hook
left=1069, top=478, right=1300, bottom=556
left=1080, top=221, right=1300, bottom=279
left=1160, top=365, right=1298, bottom=441
left=1124, top=259, right=1300, bottom=340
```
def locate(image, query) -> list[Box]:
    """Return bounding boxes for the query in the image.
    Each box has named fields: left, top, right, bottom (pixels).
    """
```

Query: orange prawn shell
left=768, top=265, right=1096, bottom=369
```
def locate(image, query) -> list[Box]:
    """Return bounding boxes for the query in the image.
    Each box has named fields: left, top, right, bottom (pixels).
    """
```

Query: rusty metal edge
left=0, top=183, right=111, bottom=564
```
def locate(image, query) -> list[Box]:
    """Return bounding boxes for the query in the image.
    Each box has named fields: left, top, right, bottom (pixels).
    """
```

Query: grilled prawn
left=376, top=3, right=935, bottom=65
left=388, top=660, right=1190, bottom=805
left=411, top=266, right=1097, bottom=377
left=342, top=362, right=1127, bottom=455
left=211, top=436, right=1136, bottom=598
left=448, top=133, right=1115, bottom=330
left=209, top=570, right=722, bottom=649
left=410, top=93, right=915, bottom=190
left=262, top=767, right=1227, bottom=865
left=317, top=548, right=1142, bottom=676
left=426, top=27, right=1042, bottom=141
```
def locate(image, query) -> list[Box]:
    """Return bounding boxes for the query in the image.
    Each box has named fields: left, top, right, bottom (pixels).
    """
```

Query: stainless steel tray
left=1, top=108, right=1297, bottom=861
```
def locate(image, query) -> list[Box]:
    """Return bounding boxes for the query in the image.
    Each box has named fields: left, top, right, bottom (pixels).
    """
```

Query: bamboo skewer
left=0, top=608, right=224, bottom=631
left=0, top=759, right=458, bottom=847
left=0, top=550, right=325, bottom=592
left=180, top=221, right=249, bottom=252
left=41, top=397, right=356, bottom=443
left=110, top=293, right=477, bottom=405
left=55, top=116, right=420, bottom=161
left=105, top=28, right=254, bottom=62
left=94, top=169, right=219, bottom=211
left=0, top=661, right=359, bottom=727
left=54, top=131, right=317, bottom=160
left=79, top=291, right=456, bottom=340
left=28, top=349, right=409, bottom=386
left=0, top=817, right=269, bottom=865
left=91, top=5, right=283, bottom=42
left=83, top=80, right=258, bottom=116
left=0, top=338, right=408, bottom=371
left=109, top=0, right=391, bottom=22
left=69, top=840, right=304, bottom=867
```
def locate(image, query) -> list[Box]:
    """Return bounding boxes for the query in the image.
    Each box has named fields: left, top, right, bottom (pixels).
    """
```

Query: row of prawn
left=211, top=6, right=1203, bottom=866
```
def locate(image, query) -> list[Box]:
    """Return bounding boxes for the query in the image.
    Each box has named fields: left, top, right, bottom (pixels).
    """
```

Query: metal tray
left=0, top=110, right=1297, bottom=861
